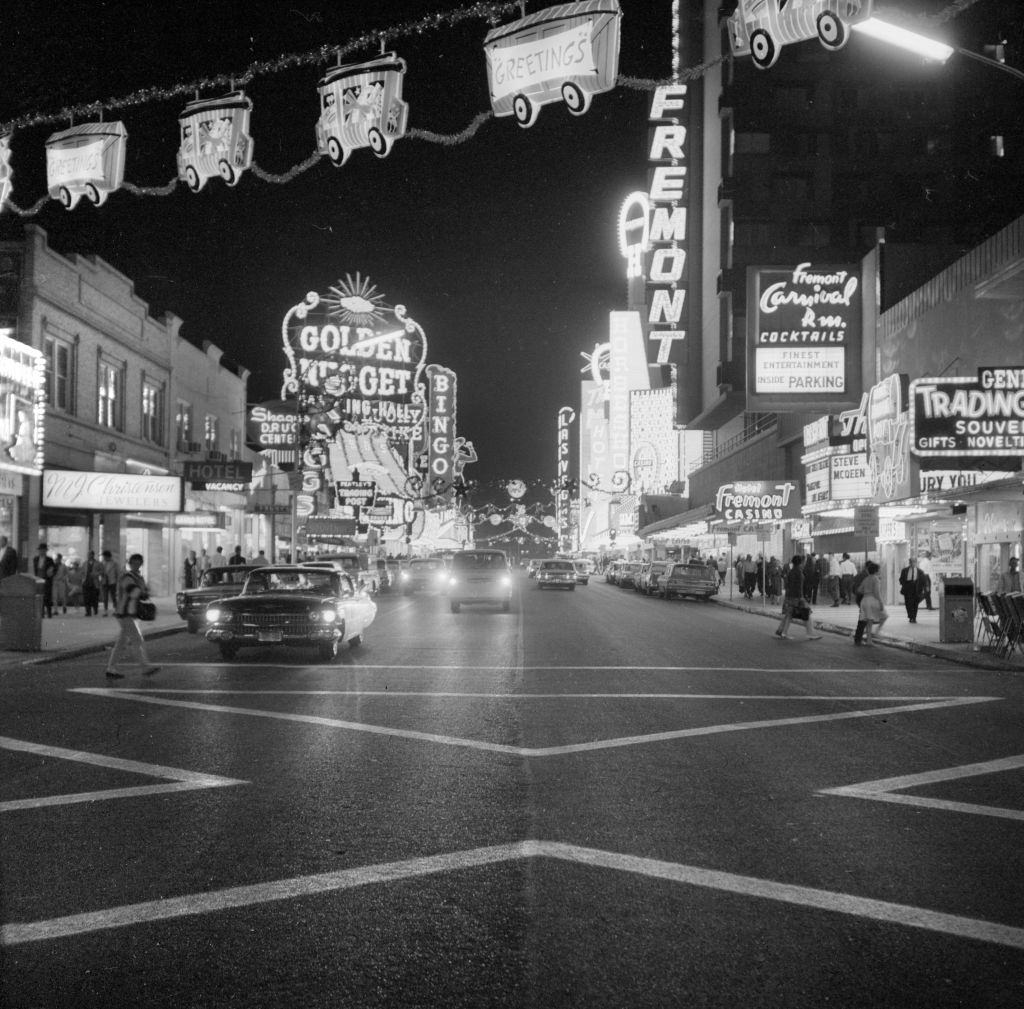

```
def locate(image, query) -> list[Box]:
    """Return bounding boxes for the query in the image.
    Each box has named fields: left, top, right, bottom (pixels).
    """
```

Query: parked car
left=176, top=565, right=262, bottom=633
left=536, top=558, right=577, bottom=590
left=573, top=561, right=590, bottom=585
left=447, top=549, right=513, bottom=613
left=656, top=561, right=719, bottom=601
left=616, top=562, right=643, bottom=589
left=204, top=565, right=376, bottom=662
left=605, top=560, right=623, bottom=584
left=636, top=560, right=671, bottom=596
left=399, top=556, right=449, bottom=594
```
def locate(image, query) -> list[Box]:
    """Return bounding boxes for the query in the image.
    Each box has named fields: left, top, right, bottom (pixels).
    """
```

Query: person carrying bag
left=105, top=554, right=160, bottom=679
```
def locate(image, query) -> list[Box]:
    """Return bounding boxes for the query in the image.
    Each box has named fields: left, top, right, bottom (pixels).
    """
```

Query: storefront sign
left=917, top=469, right=1016, bottom=495
left=714, top=480, right=801, bottom=522
left=830, top=453, right=871, bottom=500
left=280, top=275, right=427, bottom=445
left=911, top=375, right=1024, bottom=457
left=0, top=470, right=23, bottom=495
left=804, top=458, right=830, bottom=505
left=747, top=262, right=862, bottom=413
left=171, top=511, right=226, bottom=529
left=303, top=517, right=357, bottom=538
left=183, top=460, right=252, bottom=492
left=247, top=400, right=299, bottom=450
left=0, top=331, right=45, bottom=476
left=43, top=470, right=183, bottom=512
left=334, top=480, right=375, bottom=505
left=852, top=505, right=879, bottom=537
left=425, top=365, right=457, bottom=493
left=867, top=374, right=914, bottom=503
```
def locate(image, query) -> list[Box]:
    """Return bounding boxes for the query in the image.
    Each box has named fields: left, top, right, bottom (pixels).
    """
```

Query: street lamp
left=852, top=18, right=1024, bottom=83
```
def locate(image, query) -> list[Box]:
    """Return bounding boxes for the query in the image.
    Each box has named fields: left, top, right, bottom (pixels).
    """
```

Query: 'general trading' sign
left=910, top=373, right=1024, bottom=457
left=747, top=262, right=862, bottom=413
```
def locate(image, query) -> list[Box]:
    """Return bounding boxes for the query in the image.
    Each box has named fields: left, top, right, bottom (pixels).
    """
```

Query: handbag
left=136, top=599, right=157, bottom=622
left=793, top=602, right=811, bottom=622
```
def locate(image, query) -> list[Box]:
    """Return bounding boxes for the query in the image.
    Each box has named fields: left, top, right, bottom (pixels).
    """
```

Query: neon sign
left=426, top=365, right=457, bottom=492
left=911, top=375, right=1024, bottom=457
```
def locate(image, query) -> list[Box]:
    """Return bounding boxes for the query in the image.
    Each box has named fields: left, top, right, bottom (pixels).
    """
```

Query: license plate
left=257, top=629, right=282, bottom=643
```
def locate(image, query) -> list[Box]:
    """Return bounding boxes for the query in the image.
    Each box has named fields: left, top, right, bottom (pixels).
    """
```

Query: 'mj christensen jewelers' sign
left=43, top=471, right=183, bottom=512
left=747, top=262, right=863, bottom=413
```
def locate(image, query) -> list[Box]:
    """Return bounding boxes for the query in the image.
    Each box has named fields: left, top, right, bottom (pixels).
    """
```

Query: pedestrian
left=857, top=561, right=889, bottom=646
left=917, top=551, right=934, bottom=611
left=198, top=548, right=212, bottom=575
left=106, top=553, right=159, bottom=679
left=997, top=556, right=1021, bottom=594
left=228, top=545, right=246, bottom=566
left=851, top=563, right=871, bottom=645
left=32, top=544, right=56, bottom=618
left=775, top=555, right=822, bottom=640
left=82, top=550, right=102, bottom=616
left=101, top=550, right=119, bottom=615
left=838, top=553, right=857, bottom=604
left=756, top=554, right=765, bottom=597
left=716, top=554, right=727, bottom=587
left=67, top=560, right=85, bottom=611
left=52, top=553, right=69, bottom=614
left=211, top=546, right=228, bottom=568
left=742, top=554, right=757, bottom=599
left=899, top=556, right=928, bottom=623
left=766, top=556, right=782, bottom=604
left=251, top=549, right=270, bottom=567
left=0, top=535, right=19, bottom=579
left=804, top=552, right=820, bottom=604
left=184, top=550, right=197, bottom=589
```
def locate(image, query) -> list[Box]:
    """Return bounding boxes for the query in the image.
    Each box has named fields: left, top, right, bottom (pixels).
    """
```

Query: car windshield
left=452, top=553, right=507, bottom=570
left=411, top=560, right=443, bottom=570
left=245, top=569, right=336, bottom=594
left=543, top=562, right=575, bottom=571
left=201, top=567, right=251, bottom=587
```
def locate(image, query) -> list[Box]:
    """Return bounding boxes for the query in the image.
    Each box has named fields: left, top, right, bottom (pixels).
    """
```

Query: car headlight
left=206, top=607, right=222, bottom=623
left=320, top=609, right=338, bottom=623
left=448, top=576, right=458, bottom=587
left=400, top=571, right=409, bottom=581
left=501, top=576, right=511, bottom=587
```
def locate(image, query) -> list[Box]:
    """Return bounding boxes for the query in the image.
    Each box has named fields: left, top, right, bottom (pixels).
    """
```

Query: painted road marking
left=0, top=737, right=247, bottom=813
left=70, top=689, right=997, bottom=759
left=820, top=754, right=1024, bottom=822
left=91, top=663, right=909, bottom=672
left=5, top=839, right=1023, bottom=950
left=112, top=690, right=974, bottom=700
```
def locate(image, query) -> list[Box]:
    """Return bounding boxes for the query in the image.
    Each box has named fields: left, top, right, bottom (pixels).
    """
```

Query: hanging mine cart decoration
left=315, top=52, right=410, bottom=166
left=727, top=0, right=873, bottom=69
left=45, top=121, right=127, bottom=210
left=176, top=91, right=254, bottom=191
left=0, top=134, right=12, bottom=210
left=483, top=0, right=622, bottom=128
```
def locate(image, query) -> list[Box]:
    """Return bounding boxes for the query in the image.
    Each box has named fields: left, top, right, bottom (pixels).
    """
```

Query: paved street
left=2, top=573, right=1023, bottom=1008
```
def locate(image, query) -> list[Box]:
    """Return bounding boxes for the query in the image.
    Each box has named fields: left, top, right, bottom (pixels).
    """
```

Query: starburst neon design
left=323, top=273, right=389, bottom=327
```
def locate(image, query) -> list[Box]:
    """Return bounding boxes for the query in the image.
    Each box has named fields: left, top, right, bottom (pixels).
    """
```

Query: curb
left=711, top=599, right=1020, bottom=673
left=19, top=625, right=186, bottom=666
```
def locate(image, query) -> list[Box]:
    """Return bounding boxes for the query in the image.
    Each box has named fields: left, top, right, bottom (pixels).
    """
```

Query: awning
left=638, top=503, right=716, bottom=538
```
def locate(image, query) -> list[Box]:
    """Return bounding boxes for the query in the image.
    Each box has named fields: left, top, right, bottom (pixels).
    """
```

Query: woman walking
left=857, top=561, right=888, bottom=646
left=106, top=554, right=160, bottom=679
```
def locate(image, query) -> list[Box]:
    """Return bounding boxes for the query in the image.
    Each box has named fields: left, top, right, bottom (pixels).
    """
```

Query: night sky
left=0, top=1, right=1013, bottom=492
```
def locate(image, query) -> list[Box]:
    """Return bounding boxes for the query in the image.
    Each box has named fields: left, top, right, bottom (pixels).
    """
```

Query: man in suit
left=899, top=556, right=928, bottom=623
left=32, top=543, right=56, bottom=618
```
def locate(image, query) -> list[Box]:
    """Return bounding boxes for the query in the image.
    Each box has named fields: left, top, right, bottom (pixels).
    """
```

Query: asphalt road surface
left=2, top=573, right=1023, bottom=1008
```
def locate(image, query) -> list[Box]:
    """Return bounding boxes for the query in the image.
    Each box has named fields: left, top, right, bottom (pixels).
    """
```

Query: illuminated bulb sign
left=618, top=84, right=692, bottom=369
left=0, top=133, right=12, bottom=209
left=747, top=262, right=863, bottom=413
left=280, top=274, right=427, bottom=446
left=556, top=406, right=575, bottom=543
left=0, top=332, right=45, bottom=475
left=714, top=480, right=801, bottom=523
left=425, top=365, right=457, bottom=493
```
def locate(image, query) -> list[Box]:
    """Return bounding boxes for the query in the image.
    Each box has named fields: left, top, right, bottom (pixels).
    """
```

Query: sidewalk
left=714, top=587, right=1022, bottom=672
left=0, top=596, right=185, bottom=666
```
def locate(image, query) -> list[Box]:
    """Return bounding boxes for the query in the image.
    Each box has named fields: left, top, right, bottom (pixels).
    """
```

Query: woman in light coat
left=858, top=560, right=888, bottom=646
left=106, top=554, right=159, bottom=678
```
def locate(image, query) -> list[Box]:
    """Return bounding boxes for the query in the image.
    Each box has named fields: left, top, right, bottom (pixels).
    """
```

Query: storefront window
left=97, top=360, right=124, bottom=430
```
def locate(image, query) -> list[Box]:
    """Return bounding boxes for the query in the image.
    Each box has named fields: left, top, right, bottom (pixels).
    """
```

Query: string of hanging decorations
left=0, top=0, right=968, bottom=217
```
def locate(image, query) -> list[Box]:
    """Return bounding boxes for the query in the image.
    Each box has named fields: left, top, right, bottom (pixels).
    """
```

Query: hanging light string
left=0, top=0, right=974, bottom=217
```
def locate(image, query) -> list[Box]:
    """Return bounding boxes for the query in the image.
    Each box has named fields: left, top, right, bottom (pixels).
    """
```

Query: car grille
left=237, top=612, right=316, bottom=635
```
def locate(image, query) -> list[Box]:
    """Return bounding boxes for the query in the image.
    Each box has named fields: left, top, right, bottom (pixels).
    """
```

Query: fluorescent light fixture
left=852, top=18, right=954, bottom=62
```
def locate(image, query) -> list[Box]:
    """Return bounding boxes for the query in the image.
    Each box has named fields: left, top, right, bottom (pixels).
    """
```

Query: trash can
left=939, top=576, right=974, bottom=644
left=0, top=573, right=45, bottom=651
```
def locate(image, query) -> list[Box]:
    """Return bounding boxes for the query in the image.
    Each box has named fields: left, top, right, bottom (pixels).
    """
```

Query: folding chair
left=990, top=594, right=1013, bottom=658
left=975, top=593, right=1002, bottom=651
left=1006, top=593, right=1024, bottom=660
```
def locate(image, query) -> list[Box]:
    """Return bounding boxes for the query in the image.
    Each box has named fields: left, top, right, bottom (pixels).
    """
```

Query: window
left=142, top=380, right=164, bottom=445
left=44, top=334, right=75, bottom=413
left=230, top=428, right=242, bottom=459
left=176, top=401, right=193, bottom=447
left=204, top=414, right=219, bottom=452
left=97, top=359, right=124, bottom=430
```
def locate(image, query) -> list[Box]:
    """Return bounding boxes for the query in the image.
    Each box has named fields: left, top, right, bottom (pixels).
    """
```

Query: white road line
left=80, top=663, right=908, bottom=672
left=116, top=690, right=978, bottom=701
left=0, top=736, right=247, bottom=813
left=69, top=690, right=997, bottom=759
left=820, top=754, right=1024, bottom=822
left=5, top=839, right=1023, bottom=951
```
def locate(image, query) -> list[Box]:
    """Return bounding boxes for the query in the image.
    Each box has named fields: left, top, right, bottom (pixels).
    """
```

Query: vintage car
left=176, top=565, right=262, bottom=633
left=526, top=559, right=542, bottom=579
left=573, top=561, right=590, bottom=585
left=306, top=552, right=380, bottom=594
left=399, top=556, right=448, bottom=595
left=726, top=0, right=872, bottom=70
left=636, top=560, right=671, bottom=596
left=447, top=549, right=513, bottom=613
left=656, top=561, right=719, bottom=601
left=616, top=562, right=643, bottom=589
left=536, top=558, right=577, bottom=590
left=204, top=565, right=376, bottom=662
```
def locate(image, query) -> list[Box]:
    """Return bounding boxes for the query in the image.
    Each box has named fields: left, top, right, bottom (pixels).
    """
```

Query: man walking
left=211, top=546, right=228, bottom=569
left=899, top=556, right=928, bottom=623
left=775, top=556, right=822, bottom=641
left=838, top=553, right=857, bottom=604
left=101, top=550, right=119, bottom=616
left=917, top=551, right=934, bottom=610
left=804, top=552, right=820, bottom=604
left=228, top=545, right=246, bottom=566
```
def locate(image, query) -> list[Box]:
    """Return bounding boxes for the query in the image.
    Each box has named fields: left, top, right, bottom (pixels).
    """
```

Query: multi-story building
left=0, top=225, right=256, bottom=595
